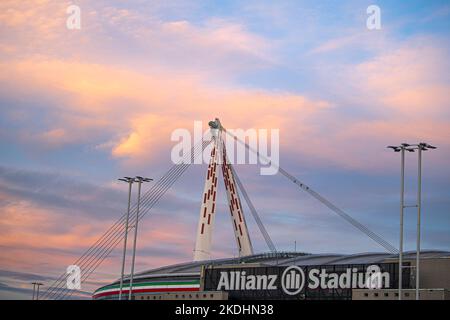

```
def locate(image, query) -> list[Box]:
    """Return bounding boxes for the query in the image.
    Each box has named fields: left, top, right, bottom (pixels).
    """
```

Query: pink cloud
left=3, top=39, right=448, bottom=173
left=355, top=42, right=450, bottom=113
left=0, top=1, right=328, bottom=172
left=288, top=37, right=450, bottom=171
left=0, top=57, right=330, bottom=168
left=0, top=183, right=196, bottom=290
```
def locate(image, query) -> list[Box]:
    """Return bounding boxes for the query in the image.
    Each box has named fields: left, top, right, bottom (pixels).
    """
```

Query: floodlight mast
left=387, top=144, right=406, bottom=300
left=117, top=176, right=136, bottom=300
left=388, top=142, right=436, bottom=300
left=31, top=282, right=43, bottom=300
left=128, top=176, right=153, bottom=300
left=414, top=142, right=436, bottom=300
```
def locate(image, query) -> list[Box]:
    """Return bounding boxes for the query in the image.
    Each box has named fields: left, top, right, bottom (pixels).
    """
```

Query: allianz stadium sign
left=203, top=263, right=403, bottom=300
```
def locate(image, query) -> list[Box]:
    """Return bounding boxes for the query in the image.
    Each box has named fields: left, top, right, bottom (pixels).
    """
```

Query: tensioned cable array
left=42, top=139, right=211, bottom=300
left=60, top=140, right=210, bottom=300
left=229, top=162, right=276, bottom=252
left=223, top=128, right=398, bottom=254
left=42, top=121, right=398, bottom=300
left=64, top=160, right=196, bottom=300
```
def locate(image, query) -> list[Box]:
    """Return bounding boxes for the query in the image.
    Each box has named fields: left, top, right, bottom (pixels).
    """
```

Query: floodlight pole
left=399, top=147, right=405, bottom=300
left=118, top=177, right=134, bottom=300
left=32, top=282, right=43, bottom=300
left=412, top=143, right=435, bottom=300
left=416, top=145, right=423, bottom=300
left=389, top=142, right=435, bottom=301
left=36, top=283, right=42, bottom=300
left=31, top=283, right=36, bottom=300
left=388, top=144, right=407, bottom=300
left=129, top=177, right=152, bottom=300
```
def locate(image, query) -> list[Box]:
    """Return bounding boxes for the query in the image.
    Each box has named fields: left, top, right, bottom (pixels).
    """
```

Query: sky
left=0, top=0, right=449, bottom=299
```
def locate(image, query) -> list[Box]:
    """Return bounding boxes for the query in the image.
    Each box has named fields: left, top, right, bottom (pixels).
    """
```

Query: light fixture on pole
left=118, top=176, right=136, bottom=300
left=128, top=176, right=153, bottom=300
left=31, top=282, right=36, bottom=300
left=387, top=144, right=415, bottom=300
left=415, top=142, right=436, bottom=300
left=31, top=282, right=43, bottom=300
left=388, top=142, right=436, bottom=300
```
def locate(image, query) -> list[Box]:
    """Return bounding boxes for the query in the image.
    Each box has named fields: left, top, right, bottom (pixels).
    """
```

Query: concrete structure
left=354, top=250, right=450, bottom=300
left=134, top=291, right=228, bottom=301
left=353, top=289, right=449, bottom=300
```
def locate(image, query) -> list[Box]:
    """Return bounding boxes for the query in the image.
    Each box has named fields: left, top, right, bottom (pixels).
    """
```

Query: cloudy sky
left=0, top=0, right=449, bottom=299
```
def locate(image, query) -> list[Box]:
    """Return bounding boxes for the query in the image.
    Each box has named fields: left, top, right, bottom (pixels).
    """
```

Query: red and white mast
left=193, top=119, right=253, bottom=261
left=221, top=140, right=253, bottom=257
left=193, top=124, right=220, bottom=261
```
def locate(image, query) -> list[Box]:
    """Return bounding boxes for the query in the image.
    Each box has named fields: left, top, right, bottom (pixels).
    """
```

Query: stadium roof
left=125, top=250, right=450, bottom=282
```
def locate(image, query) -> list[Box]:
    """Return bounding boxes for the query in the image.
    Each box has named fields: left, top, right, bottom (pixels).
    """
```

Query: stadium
left=93, top=250, right=450, bottom=300
left=92, top=120, right=449, bottom=300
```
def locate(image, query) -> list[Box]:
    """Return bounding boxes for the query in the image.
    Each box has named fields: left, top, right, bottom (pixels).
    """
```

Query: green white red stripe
left=93, top=280, right=200, bottom=299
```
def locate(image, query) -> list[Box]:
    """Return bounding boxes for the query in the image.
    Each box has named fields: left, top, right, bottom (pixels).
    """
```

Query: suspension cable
left=229, top=164, right=277, bottom=252
left=54, top=140, right=210, bottom=300
left=43, top=139, right=211, bottom=300
left=45, top=160, right=192, bottom=300
left=56, top=140, right=210, bottom=300
left=222, top=128, right=398, bottom=254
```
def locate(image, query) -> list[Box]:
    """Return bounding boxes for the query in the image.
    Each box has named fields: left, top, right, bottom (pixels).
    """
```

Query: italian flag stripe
left=93, top=281, right=200, bottom=298
left=96, top=280, right=200, bottom=292
left=93, top=286, right=200, bottom=299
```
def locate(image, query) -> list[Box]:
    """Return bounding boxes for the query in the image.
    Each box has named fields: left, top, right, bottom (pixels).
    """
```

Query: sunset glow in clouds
left=0, top=0, right=449, bottom=299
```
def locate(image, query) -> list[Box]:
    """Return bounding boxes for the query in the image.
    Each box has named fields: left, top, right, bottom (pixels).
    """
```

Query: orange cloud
left=0, top=199, right=108, bottom=251
left=0, top=194, right=198, bottom=293
left=1, top=1, right=448, bottom=174
left=287, top=38, right=450, bottom=171
left=0, top=0, right=328, bottom=170
left=0, top=57, right=330, bottom=168
left=3, top=43, right=448, bottom=173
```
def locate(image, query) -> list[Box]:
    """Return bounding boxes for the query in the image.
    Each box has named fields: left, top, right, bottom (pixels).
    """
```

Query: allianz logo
left=217, top=265, right=390, bottom=295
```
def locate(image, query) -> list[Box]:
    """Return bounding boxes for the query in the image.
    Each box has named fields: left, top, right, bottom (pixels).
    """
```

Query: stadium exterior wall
left=93, top=251, right=450, bottom=300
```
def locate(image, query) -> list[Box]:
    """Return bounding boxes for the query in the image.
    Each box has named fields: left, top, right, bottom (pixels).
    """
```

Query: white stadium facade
left=93, top=250, right=450, bottom=300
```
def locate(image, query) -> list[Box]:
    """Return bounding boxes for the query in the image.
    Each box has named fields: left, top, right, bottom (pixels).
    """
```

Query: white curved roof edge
left=130, top=250, right=450, bottom=278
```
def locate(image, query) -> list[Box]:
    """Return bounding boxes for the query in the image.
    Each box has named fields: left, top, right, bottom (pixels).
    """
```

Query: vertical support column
left=221, top=141, right=253, bottom=257
left=129, top=179, right=142, bottom=300
left=416, top=146, right=422, bottom=300
left=36, top=284, right=41, bottom=300
left=399, top=147, right=405, bottom=300
left=193, top=138, right=219, bottom=261
left=32, top=283, right=36, bottom=300
left=119, top=179, right=133, bottom=300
